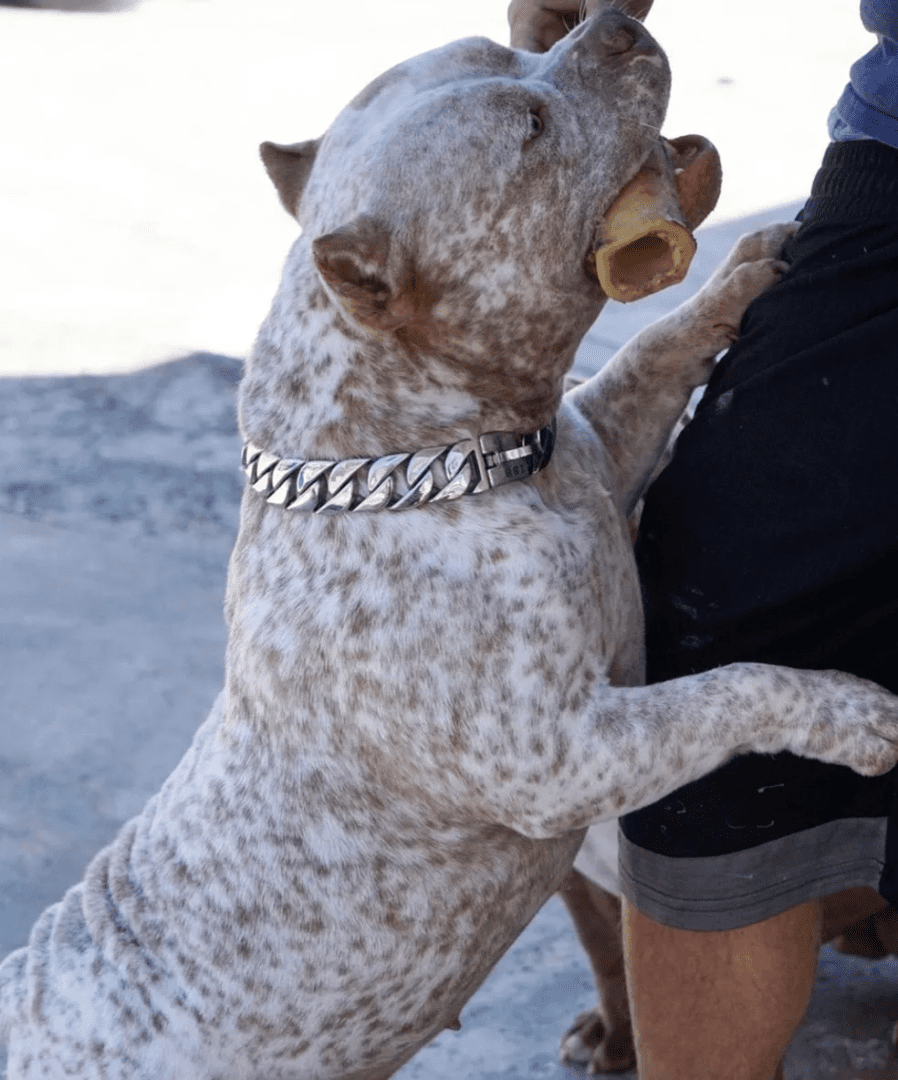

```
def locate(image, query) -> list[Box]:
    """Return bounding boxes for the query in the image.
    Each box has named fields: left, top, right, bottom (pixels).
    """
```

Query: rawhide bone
left=594, top=134, right=722, bottom=303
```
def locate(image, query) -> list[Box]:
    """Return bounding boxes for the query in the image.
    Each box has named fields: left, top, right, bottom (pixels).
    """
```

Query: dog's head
left=258, top=10, right=718, bottom=410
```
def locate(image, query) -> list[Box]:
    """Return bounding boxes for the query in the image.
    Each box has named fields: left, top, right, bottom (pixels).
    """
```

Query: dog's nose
left=587, top=8, right=657, bottom=61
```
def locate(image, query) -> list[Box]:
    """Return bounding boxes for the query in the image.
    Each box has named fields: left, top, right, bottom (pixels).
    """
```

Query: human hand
left=508, top=0, right=655, bottom=52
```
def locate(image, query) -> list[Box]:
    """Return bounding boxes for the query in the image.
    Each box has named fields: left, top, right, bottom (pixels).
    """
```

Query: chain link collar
left=242, top=419, right=556, bottom=514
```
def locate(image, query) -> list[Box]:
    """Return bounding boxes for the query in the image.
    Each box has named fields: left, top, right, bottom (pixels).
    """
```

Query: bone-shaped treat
left=595, top=135, right=722, bottom=303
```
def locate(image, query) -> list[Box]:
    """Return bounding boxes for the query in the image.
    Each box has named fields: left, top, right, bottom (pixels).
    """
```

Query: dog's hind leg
left=558, top=869, right=635, bottom=1074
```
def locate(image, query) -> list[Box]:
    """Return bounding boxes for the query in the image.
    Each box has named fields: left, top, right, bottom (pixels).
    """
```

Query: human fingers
left=508, top=0, right=603, bottom=52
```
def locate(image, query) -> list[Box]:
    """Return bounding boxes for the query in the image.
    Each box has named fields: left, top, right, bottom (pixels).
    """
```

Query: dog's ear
left=259, top=140, right=319, bottom=218
left=666, top=135, right=722, bottom=231
left=313, top=217, right=413, bottom=333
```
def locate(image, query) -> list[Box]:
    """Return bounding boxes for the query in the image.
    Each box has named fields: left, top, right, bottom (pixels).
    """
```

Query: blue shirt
left=829, top=0, right=898, bottom=148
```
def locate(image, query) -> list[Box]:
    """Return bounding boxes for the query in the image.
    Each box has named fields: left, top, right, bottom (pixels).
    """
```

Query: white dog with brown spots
left=3, top=10, right=898, bottom=1079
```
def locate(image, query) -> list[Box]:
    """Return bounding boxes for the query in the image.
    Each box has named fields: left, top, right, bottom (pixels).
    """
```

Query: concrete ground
left=2, top=0, right=897, bottom=1077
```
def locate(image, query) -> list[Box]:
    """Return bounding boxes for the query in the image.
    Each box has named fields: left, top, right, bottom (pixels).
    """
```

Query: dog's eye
left=525, top=107, right=545, bottom=141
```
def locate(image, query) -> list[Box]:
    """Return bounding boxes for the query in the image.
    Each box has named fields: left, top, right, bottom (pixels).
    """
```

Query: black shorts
left=618, top=139, right=898, bottom=931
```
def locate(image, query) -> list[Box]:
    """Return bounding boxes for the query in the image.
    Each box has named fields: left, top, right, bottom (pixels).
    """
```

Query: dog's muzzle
left=242, top=420, right=556, bottom=514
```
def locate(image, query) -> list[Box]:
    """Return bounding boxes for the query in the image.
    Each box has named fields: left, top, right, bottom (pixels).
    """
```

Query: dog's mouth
left=587, top=134, right=722, bottom=303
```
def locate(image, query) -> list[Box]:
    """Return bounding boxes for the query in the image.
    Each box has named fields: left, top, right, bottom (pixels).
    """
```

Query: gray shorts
left=619, top=809, right=889, bottom=932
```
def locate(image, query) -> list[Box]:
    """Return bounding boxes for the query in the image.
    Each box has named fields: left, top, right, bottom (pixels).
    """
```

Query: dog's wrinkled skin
left=4, top=12, right=898, bottom=1080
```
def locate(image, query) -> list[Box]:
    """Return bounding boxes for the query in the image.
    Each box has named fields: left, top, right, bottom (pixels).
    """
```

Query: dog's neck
left=239, top=239, right=582, bottom=462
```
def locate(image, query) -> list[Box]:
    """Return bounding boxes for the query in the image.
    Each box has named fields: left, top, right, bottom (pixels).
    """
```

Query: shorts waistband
left=799, top=140, right=898, bottom=222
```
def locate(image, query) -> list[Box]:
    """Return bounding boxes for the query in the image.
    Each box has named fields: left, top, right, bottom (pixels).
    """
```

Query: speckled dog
left=4, top=11, right=898, bottom=1080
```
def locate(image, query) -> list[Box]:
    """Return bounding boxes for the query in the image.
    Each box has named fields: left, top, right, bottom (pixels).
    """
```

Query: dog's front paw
left=715, top=222, right=798, bottom=271
left=792, top=670, right=898, bottom=778
left=686, top=222, right=797, bottom=352
left=560, top=1008, right=636, bottom=1074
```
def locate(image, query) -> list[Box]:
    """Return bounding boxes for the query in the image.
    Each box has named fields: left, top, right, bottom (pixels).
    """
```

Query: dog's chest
left=225, top=475, right=639, bottom=742
left=201, top=416, right=642, bottom=1074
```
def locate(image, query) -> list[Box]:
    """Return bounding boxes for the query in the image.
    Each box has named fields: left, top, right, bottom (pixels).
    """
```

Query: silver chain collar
left=242, top=419, right=556, bottom=514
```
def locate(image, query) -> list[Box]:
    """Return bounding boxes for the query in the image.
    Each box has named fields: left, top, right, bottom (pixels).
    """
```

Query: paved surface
left=2, top=0, right=896, bottom=1076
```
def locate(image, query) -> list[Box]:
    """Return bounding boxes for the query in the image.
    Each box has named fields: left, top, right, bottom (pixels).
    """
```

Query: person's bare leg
left=622, top=897, right=823, bottom=1080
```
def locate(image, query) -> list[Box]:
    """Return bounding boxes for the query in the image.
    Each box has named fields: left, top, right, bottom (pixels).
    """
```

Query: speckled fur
left=4, top=13, right=898, bottom=1079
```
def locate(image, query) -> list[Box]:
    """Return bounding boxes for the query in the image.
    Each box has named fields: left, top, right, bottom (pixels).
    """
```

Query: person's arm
left=508, top=0, right=654, bottom=52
